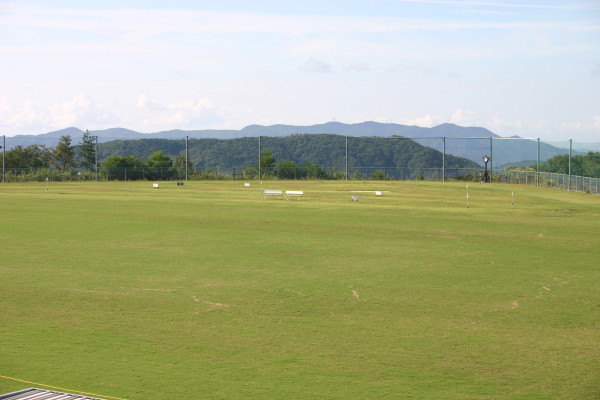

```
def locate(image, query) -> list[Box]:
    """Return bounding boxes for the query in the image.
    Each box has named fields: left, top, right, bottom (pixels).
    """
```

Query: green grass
left=0, top=180, right=598, bottom=399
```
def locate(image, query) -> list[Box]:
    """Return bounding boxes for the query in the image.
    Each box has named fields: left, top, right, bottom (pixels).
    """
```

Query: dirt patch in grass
left=125, top=287, right=178, bottom=292
left=192, top=295, right=229, bottom=308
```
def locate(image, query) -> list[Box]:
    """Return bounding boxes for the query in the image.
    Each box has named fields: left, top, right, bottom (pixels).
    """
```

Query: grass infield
left=0, top=181, right=598, bottom=399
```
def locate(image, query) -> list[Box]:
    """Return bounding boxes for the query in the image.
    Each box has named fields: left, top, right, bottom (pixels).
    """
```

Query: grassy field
left=0, top=180, right=598, bottom=399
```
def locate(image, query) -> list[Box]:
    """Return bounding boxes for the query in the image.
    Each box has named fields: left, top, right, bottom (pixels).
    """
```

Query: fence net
left=1, top=136, right=598, bottom=194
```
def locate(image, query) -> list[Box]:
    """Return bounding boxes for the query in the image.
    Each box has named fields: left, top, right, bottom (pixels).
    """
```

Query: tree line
left=537, top=152, right=600, bottom=178
left=4, top=131, right=96, bottom=171
left=95, top=134, right=483, bottom=179
left=2, top=131, right=186, bottom=181
left=15, top=133, right=600, bottom=181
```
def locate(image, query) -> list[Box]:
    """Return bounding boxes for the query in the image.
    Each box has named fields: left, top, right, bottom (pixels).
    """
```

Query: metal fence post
left=489, top=137, right=493, bottom=182
left=2, top=135, right=5, bottom=183
left=568, top=139, right=572, bottom=191
left=345, top=136, right=348, bottom=180
left=442, top=137, right=446, bottom=182
left=536, top=138, right=540, bottom=187
left=185, top=136, right=189, bottom=181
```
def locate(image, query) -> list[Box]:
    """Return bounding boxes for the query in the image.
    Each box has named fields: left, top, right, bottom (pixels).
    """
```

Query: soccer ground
left=0, top=181, right=598, bottom=399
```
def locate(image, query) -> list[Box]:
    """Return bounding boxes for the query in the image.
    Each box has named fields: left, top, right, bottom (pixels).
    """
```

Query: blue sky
left=0, top=0, right=599, bottom=141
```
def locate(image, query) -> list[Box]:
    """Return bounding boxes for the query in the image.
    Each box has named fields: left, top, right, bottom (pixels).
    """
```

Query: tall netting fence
left=1, top=135, right=598, bottom=194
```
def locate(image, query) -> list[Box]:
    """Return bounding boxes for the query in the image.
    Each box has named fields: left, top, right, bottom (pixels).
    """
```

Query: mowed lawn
left=0, top=180, right=598, bottom=399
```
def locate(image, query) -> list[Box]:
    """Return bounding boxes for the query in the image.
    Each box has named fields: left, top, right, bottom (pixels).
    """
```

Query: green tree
left=539, top=152, right=600, bottom=178
left=102, top=154, right=145, bottom=169
left=5, top=145, right=52, bottom=168
left=145, top=151, right=173, bottom=168
left=277, top=159, right=298, bottom=179
left=259, top=149, right=276, bottom=178
left=243, top=167, right=257, bottom=179
left=53, top=135, right=75, bottom=171
left=79, top=130, right=96, bottom=171
left=145, top=151, right=175, bottom=180
left=304, top=161, right=326, bottom=179
left=101, top=154, right=145, bottom=180
left=172, top=154, right=192, bottom=170
left=371, top=170, right=387, bottom=180
left=582, top=152, right=600, bottom=177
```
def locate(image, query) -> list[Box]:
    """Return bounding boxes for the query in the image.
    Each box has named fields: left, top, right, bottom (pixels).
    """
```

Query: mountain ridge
left=3, top=121, right=501, bottom=145
left=2, top=121, right=584, bottom=165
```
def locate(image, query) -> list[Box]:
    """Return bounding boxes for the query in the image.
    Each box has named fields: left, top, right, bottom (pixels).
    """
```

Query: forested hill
left=98, top=134, right=480, bottom=172
left=7, top=121, right=578, bottom=165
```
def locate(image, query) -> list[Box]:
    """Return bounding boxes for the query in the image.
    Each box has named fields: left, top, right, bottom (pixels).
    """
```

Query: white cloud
left=346, top=62, right=371, bottom=72
left=1, top=3, right=597, bottom=141
left=300, top=58, right=333, bottom=74
left=440, top=112, right=600, bottom=142
left=387, top=63, right=445, bottom=75
left=49, top=93, right=118, bottom=129
left=393, top=0, right=600, bottom=11
left=8, top=4, right=590, bottom=48
left=560, top=116, right=600, bottom=134
left=593, top=116, right=600, bottom=131
left=398, top=114, right=441, bottom=128
left=136, top=95, right=227, bottom=129
left=0, top=94, right=118, bottom=132
left=0, top=97, right=15, bottom=120
left=50, top=93, right=92, bottom=127
left=450, top=109, right=479, bottom=126
left=166, top=99, right=214, bottom=114
left=6, top=101, right=42, bottom=129
left=386, top=62, right=461, bottom=79
left=137, top=95, right=163, bottom=111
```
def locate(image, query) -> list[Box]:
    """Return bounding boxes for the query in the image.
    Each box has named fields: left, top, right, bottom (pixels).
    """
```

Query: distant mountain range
left=4, top=122, right=592, bottom=166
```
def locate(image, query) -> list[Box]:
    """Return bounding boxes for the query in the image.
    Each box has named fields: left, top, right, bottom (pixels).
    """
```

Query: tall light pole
left=482, top=155, right=490, bottom=183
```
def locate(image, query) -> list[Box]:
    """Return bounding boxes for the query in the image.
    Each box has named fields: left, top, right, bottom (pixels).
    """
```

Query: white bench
left=263, top=190, right=283, bottom=199
left=285, top=190, right=303, bottom=200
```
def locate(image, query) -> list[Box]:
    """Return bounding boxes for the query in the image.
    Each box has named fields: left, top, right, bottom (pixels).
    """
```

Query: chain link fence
left=1, top=136, right=598, bottom=195
left=3, top=166, right=598, bottom=194
left=496, top=170, right=600, bottom=194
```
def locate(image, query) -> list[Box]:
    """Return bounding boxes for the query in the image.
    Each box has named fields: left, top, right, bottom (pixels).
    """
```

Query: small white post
left=466, top=184, right=469, bottom=209
left=512, top=191, right=515, bottom=206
